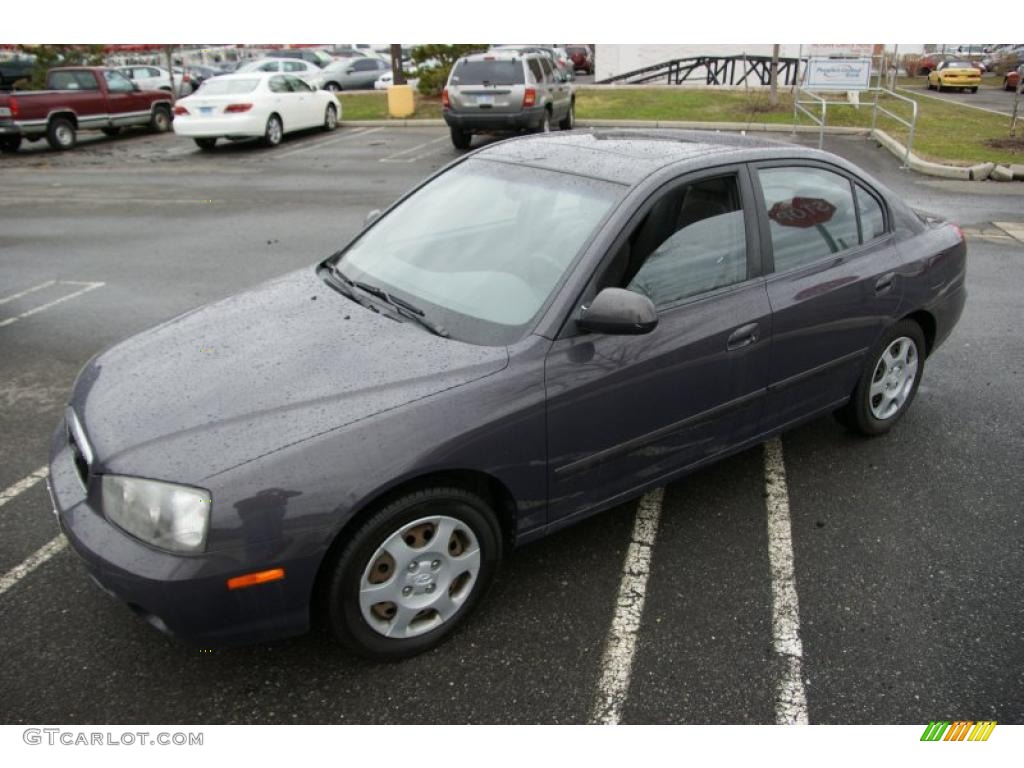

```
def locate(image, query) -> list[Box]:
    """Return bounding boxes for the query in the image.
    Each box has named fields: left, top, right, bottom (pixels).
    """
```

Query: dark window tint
left=450, top=60, right=525, bottom=86
left=856, top=185, right=886, bottom=241
left=622, top=175, right=748, bottom=308
left=758, top=166, right=859, bottom=272
left=51, top=70, right=100, bottom=90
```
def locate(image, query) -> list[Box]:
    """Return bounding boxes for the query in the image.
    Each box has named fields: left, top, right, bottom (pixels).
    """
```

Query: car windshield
left=333, top=159, right=623, bottom=346
left=196, top=78, right=259, bottom=95
left=947, top=61, right=974, bottom=68
left=450, top=60, right=525, bottom=86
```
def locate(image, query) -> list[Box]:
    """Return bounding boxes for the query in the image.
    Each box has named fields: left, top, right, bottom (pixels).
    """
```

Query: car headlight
left=101, top=475, right=211, bottom=554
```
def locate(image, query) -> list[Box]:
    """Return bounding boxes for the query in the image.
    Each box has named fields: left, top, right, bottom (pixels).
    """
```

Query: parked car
left=0, top=67, right=172, bottom=152
left=374, top=70, right=419, bottom=91
left=171, top=72, right=339, bottom=150
left=443, top=50, right=574, bottom=149
left=266, top=49, right=333, bottom=69
left=181, top=65, right=227, bottom=93
left=1004, top=64, right=1023, bottom=91
left=237, top=58, right=325, bottom=89
left=116, top=65, right=189, bottom=96
left=48, top=130, right=966, bottom=658
left=319, top=57, right=390, bottom=91
left=916, top=53, right=951, bottom=75
left=927, top=60, right=981, bottom=92
left=564, top=45, right=594, bottom=74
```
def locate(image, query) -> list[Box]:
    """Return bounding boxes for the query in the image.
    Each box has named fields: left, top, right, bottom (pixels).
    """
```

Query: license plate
left=199, top=107, right=214, bottom=115
left=476, top=95, right=495, bottom=106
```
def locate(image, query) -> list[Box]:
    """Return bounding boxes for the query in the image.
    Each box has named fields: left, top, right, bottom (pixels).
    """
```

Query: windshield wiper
left=334, top=268, right=449, bottom=338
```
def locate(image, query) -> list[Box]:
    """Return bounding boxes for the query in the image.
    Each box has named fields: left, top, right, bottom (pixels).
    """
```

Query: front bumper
left=48, top=420, right=318, bottom=646
left=443, top=106, right=547, bottom=133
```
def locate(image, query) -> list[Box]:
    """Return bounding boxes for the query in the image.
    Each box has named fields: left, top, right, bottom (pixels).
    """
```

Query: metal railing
left=869, top=88, right=919, bottom=168
left=792, top=86, right=828, bottom=148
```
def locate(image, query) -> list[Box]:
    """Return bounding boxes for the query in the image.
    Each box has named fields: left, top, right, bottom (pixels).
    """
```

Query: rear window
left=48, top=71, right=99, bottom=90
left=450, top=60, right=525, bottom=86
left=197, top=78, right=259, bottom=95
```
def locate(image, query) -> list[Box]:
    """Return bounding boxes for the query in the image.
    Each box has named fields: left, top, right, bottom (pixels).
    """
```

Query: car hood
left=70, top=267, right=508, bottom=482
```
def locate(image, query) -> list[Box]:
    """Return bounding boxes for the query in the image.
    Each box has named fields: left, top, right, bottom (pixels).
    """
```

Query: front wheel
left=263, top=114, right=283, bottom=147
left=322, top=487, right=502, bottom=660
left=323, top=103, right=338, bottom=131
left=559, top=100, right=575, bottom=131
left=450, top=126, right=471, bottom=149
left=150, top=106, right=172, bottom=133
left=834, top=320, right=925, bottom=436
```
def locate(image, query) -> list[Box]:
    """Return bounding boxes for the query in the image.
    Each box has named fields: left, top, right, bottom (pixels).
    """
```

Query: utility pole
left=390, top=44, right=406, bottom=86
left=1011, top=69, right=1022, bottom=137
left=769, top=44, right=780, bottom=107
left=164, top=44, right=177, bottom=103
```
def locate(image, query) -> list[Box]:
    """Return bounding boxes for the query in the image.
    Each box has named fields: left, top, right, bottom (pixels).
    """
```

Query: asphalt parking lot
left=1, top=122, right=1022, bottom=725
left=901, top=78, right=1022, bottom=115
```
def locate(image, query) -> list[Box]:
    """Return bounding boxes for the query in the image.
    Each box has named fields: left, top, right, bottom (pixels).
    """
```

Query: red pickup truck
left=0, top=67, right=173, bottom=152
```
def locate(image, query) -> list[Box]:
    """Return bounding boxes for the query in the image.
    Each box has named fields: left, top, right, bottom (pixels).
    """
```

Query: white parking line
left=0, top=466, right=49, bottom=511
left=0, top=281, right=104, bottom=329
left=0, top=535, right=67, bottom=598
left=590, top=487, right=664, bottom=725
left=763, top=437, right=810, bottom=725
left=274, top=126, right=382, bottom=159
left=0, top=281, right=57, bottom=307
left=380, top=135, right=448, bottom=163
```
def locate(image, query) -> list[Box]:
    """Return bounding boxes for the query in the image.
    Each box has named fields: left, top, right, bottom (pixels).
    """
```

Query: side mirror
left=365, top=209, right=382, bottom=226
left=578, top=288, right=658, bottom=335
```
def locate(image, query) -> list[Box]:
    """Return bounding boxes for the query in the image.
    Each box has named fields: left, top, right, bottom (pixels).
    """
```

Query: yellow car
left=927, top=60, right=981, bottom=93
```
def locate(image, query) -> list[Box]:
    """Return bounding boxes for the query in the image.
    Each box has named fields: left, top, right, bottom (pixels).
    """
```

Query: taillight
left=224, top=103, right=253, bottom=113
left=522, top=87, right=536, bottom=108
left=9, top=95, right=18, bottom=118
left=441, top=88, right=450, bottom=108
left=952, top=224, right=965, bottom=241
left=173, top=105, right=189, bottom=116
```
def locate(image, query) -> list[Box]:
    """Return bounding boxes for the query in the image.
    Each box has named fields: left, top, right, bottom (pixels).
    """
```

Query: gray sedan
left=320, top=57, right=390, bottom=91
left=49, top=130, right=965, bottom=659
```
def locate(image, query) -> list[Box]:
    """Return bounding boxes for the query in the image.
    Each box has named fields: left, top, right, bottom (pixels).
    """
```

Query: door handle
left=727, top=322, right=760, bottom=350
left=875, top=273, right=895, bottom=294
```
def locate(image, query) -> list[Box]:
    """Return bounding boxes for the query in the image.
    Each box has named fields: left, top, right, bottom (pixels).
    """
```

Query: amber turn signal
left=227, top=568, right=285, bottom=590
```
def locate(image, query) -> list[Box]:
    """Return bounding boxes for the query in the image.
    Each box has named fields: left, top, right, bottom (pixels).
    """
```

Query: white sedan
left=172, top=73, right=341, bottom=150
left=236, top=58, right=325, bottom=89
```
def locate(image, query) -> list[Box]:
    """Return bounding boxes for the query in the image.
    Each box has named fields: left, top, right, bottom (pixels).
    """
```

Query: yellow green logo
left=920, top=721, right=997, bottom=742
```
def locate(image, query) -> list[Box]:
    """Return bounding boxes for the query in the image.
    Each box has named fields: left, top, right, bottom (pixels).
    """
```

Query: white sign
left=807, top=44, right=875, bottom=57
left=805, top=57, right=872, bottom=91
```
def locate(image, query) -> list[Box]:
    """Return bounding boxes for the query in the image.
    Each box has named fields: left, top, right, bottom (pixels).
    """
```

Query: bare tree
left=164, top=44, right=177, bottom=103
left=769, top=44, right=780, bottom=107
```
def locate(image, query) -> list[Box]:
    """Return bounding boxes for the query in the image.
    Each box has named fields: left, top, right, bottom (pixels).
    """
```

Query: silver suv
left=442, top=51, right=575, bottom=149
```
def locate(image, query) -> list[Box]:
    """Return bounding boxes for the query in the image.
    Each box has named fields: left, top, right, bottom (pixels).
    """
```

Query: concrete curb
left=339, top=117, right=1015, bottom=182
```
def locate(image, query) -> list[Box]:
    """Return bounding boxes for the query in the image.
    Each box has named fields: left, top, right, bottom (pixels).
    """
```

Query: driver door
left=544, top=166, right=772, bottom=523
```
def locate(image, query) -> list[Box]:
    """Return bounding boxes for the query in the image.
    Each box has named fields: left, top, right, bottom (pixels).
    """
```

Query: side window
left=268, top=75, right=292, bottom=93
left=539, top=57, right=554, bottom=81
left=758, top=166, right=860, bottom=273
left=283, top=61, right=304, bottom=73
left=286, top=75, right=310, bottom=91
left=147, top=68, right=161, bottom=78
left=527, top=59, right=544, bottom=83
left=75, top=71, right=99, bottom=90
left=104, top=70, right=134, bottom=93
left=620, top=175, right=748, bottom=309
left=259, top=61, right=279, bottom=72
left=855, top=184, right=886, bottom=241
left=353, top=59, right=375, bottom=72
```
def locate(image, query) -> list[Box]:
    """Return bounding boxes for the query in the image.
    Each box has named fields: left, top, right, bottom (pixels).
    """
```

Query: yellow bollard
left=387, top=84, right=415, bottom=119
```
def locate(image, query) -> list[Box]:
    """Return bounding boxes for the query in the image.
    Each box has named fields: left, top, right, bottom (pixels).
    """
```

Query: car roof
left=471, top=129, right=848, bottom=186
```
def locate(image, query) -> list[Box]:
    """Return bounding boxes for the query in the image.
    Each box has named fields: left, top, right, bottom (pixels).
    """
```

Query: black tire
left=450, top=126, right=471, bottom=149
left=101, top=126, right=122, bottom=137
left=150, top=106, right=172, bottom=133
left=970, top=87, right=978, bottom=93
left=0, top=135, right=22, bottom=153
left=322, top=486, right=502, bottom=660
left=194, top=137, right=217, bottom=151
left=325, top=81, right=341, bottom=92
left=46, top=116, right=76, bottom=151
left=323, top=103, right=338, bottom=132
left=559, top=99, right=575, bottom=130
left=263, top=114, right=283, bottom=147
left=834, top=319, right=926, bottom=436
left=927, top=80, right=934, bottom=90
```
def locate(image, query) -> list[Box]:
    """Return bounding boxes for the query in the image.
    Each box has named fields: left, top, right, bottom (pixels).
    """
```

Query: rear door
left=752, top=162, right=903, bottom=433
left=544, top=166, right=772, bottom=523
left=267, top=74, right=299, bottom=129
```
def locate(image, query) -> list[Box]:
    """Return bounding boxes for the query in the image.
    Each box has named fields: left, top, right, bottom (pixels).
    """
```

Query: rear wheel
left=193, top=137, right=217, bottom=151
left=0, top=135, right=22, bottom=152
left=325, top=81, right=341, bottom=92
left=970, top=86, right=978, bottom=93
left=450, top=126, right=471, bottom=149
left=323, top=103, right=338, bottom=131
left=150, top=106, right=172, bottom=133
left=264, top=114, right=283, bottom=147
left=834, top=320, right=925, bottom=436
left=46, top=117, right=76, bottom=151
left=322, top=487, right=502, bottom=660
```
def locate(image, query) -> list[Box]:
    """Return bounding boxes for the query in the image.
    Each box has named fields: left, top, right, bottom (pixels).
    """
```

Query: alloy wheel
left=869, top=336, right=919, bottom=420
